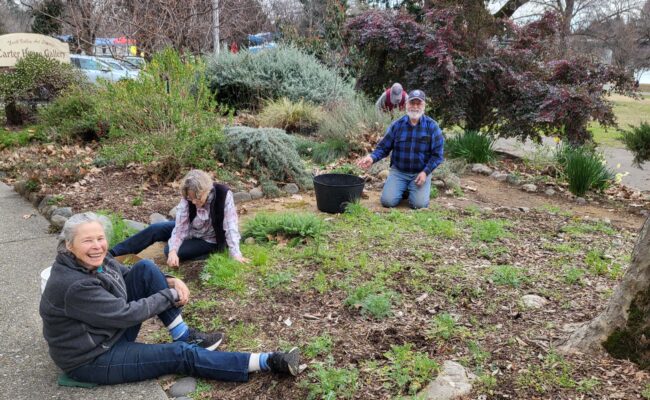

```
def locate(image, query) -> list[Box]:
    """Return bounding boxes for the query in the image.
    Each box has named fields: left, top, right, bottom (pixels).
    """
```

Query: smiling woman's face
left=66, top=221, right=108, bottom=270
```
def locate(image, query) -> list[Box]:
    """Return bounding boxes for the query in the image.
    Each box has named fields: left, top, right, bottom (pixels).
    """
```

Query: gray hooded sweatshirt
left=39, top=252, right=176, bottom=372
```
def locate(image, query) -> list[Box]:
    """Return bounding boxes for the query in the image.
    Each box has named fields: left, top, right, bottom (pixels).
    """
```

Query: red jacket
left=384, top=88, right=407, bottom=111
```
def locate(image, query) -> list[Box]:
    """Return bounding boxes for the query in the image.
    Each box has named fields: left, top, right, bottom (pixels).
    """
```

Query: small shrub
left=619, top=122, right=650, bottom=167
left=0, top=126, right=46, bottom=149
left=305, top=334, right=334, bottom=358
left=344, top=282, right=395, bottom=319
left=258, top=97, right=324, bottom=134
left=556, top=144, right=614, bottom=196
left=317, top=95, right=392, bottom=150
left=445, top=130, right=495, bottom=163
left=330, top=163, right=362, bottom=175
left=470, top=219, right=510, bottom=242
left=265, top=270, right=294, bottom=289
left=383, top=344, right=440, bottom=395
left=39, top=85, right=107, bottom=143
left=311, top=138, right=350, bottom=164
left=96, top=211, right=137, bottom=248
left=202, top=253, right=247, bottom=294
left=207, top=46, right=355, bottom=109
left=427, top=313, right=468, bottom=342
left=218, top=126, right=312, bottom=189
left=563, top=267, right=585, bottom=285
left=490, top=265, right=526, bottom=287
left=299, top=362, right=359, bottom=400
left=642, top=383, right=650, bottom=399
left=243, top=212, right=325, bottom=242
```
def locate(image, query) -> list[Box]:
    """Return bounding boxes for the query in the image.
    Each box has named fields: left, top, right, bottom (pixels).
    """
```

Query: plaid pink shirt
left=168, top=190, right=242, bottom=258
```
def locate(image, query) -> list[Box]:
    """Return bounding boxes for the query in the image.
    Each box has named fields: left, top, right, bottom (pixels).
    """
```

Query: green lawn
left=589, top=94, right=650, bottom=148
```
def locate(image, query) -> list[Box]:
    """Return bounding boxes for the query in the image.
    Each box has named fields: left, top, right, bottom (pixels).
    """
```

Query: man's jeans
left=380, top=168, right=432, bottom=209
left=69, top=260, right=250, bottom=384
left=110, top=221, right=222, bottom=261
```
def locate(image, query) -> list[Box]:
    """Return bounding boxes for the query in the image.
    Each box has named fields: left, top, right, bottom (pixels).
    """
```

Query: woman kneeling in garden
left=110, top=169, right=248, bottom=267
left=40, top=212, right=300, bottom=385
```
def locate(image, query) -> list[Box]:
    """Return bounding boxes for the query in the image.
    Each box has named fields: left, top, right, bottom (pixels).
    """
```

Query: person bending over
left=40, top=212, right=300, bottom=385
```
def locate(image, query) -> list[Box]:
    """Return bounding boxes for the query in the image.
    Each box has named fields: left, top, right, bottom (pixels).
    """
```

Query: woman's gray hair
left=181, top=169, right=213, bottom=198
left=57, top=212, right=112, bottom=253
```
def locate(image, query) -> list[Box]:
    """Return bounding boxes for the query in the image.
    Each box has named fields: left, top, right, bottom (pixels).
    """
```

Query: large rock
left=14, top=181, right=27, bottom=196
left=149, top=213, right=168, bottom=224
left=52, top=207, right=73, bottom=219
left=249, top=187, right=264, bottom=200
left=369, top=158, right=390, bottom=175
left=169, top=377, right=197, bottom=398
left=283, top=183, right=300, bottom=194
left=490, top=171, right=508, bottom=181
left=576, top=197, right=587, bottom=205
left=124, top=219, right=148, bottom=232
left=506, top=174, right=521, bottom=185
left=38, top=195, right=54, bottom=213
left=42, top=205, right=58, bottom=219
left=233, top=191, right=252, bottom=204
left=420, top=361, right=476, bottom=400
left=444, top=175, right=461, bottom=189
left=28, top=192, right=43, bottom=207
left=521, top=184, right=537, bottom=193
left=168, top=206, right=178, bottom=220
left=522, top=294, right=548, bottom=309
left=544, top=188, right=556, bottom=196
left=50, top=214, right=68, bottom=229
left=471, top=164, right=493, bottom=175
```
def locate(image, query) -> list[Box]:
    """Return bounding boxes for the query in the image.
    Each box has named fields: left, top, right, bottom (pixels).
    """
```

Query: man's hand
left=167, top=277, right=190, bottom=306
left=415, top=171, right=427, bottom=187
left=167, top=251, right=179, bottom=268
left=233, top=254, right=250, bottom=264
left=356, top=155, right=374, bottom=170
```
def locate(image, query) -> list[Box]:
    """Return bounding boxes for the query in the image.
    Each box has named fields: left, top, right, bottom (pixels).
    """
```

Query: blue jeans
left=110, top=221, right=223, bottom=261
left=380, top=168, right=432, bottom=209
left=68, top=260, right=250, bottom=384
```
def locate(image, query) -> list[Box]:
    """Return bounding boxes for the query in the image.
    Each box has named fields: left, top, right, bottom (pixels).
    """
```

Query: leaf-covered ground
left=2, top=143, right=650, bottom=399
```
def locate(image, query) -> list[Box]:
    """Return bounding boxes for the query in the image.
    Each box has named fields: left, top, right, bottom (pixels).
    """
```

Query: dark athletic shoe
left=186, top=328, right=224, bottom=351
left=268, top=347, right=301, bottom=376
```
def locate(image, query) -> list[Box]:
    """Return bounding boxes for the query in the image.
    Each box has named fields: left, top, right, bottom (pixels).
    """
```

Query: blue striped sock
left=260, top=353, right=270, bottom=371
left=170, top=322, right=189, bottom=341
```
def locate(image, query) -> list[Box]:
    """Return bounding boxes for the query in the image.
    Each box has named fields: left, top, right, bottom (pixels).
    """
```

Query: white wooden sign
left=0, top=33, right=70, bottom=67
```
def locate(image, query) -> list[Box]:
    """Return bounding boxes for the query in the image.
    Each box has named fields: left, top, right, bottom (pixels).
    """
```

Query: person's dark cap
left=407, top=89, right=426, bottom=103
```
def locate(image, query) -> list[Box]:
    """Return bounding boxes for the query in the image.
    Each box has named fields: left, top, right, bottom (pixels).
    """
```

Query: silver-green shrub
left=217, top=126, right=313, bottom=189
left=206, top=46, right=355, bottom=109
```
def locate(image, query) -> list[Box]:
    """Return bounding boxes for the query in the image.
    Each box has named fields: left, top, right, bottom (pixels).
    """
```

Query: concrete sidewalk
left=0, top=182, right=167, bottom=400
left=493, top=137, right=650, bottom=192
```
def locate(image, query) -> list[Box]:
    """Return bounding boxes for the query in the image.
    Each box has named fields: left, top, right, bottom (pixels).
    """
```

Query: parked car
left=69, top=55, right=137, bottom=83
left=97, top=57, right=140, bottom=79
left=124, top=56, right=146, bottom=69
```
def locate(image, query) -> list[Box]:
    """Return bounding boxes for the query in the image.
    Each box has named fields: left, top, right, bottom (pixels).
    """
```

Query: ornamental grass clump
left=556, top=144, right=614, bottom=197
left=445, top=130, right=495, bottom=163
left=242, top=212, right=325, bottom=242
left=619, top=122, right=650, bottom=168
left=257, top=97, right=324, bottom=134
left=217, top=126, right=312, bottom=189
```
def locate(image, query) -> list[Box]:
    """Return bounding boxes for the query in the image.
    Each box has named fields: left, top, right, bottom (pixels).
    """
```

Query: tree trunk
left=493, top=0, right=530, bottom=19
left=558, top=216, right=650, bottom=369
left=5, top=101, right=23, bottom=126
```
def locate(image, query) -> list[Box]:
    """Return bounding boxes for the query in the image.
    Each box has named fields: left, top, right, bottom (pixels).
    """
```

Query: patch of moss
left=602, top=288, right=650, bottom=369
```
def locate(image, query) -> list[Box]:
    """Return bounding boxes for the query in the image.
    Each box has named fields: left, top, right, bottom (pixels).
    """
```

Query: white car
left=70, top=55, right=138, bottom=83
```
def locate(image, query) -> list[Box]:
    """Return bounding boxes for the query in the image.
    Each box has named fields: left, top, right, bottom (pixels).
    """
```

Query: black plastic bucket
left=313, top=173, right=365, bottom=214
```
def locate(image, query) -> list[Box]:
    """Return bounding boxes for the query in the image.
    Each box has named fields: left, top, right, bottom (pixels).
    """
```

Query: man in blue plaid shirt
left=357, top=89, right=444, bottom=209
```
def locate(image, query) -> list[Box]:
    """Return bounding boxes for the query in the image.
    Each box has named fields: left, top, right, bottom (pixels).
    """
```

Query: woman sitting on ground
left=110, top=169, right=248, bottom=267
left=40, top=212, right=300, bottom=385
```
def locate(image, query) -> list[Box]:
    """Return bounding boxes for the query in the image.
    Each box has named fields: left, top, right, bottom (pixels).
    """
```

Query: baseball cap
left=407, top=89, right=426, bottom=103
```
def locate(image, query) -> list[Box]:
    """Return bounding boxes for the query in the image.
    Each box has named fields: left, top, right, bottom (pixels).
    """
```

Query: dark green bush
left=206, top=46, right=355, bottom=109
left=619, top=122, right=650, bottom=167
left=39, top=86, right=107, bottom=143
left=445, top=130, right=495, bottom=163
left=0, top=53, right=82, bottom=125
left=217, top=126, right=312, bottom=189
